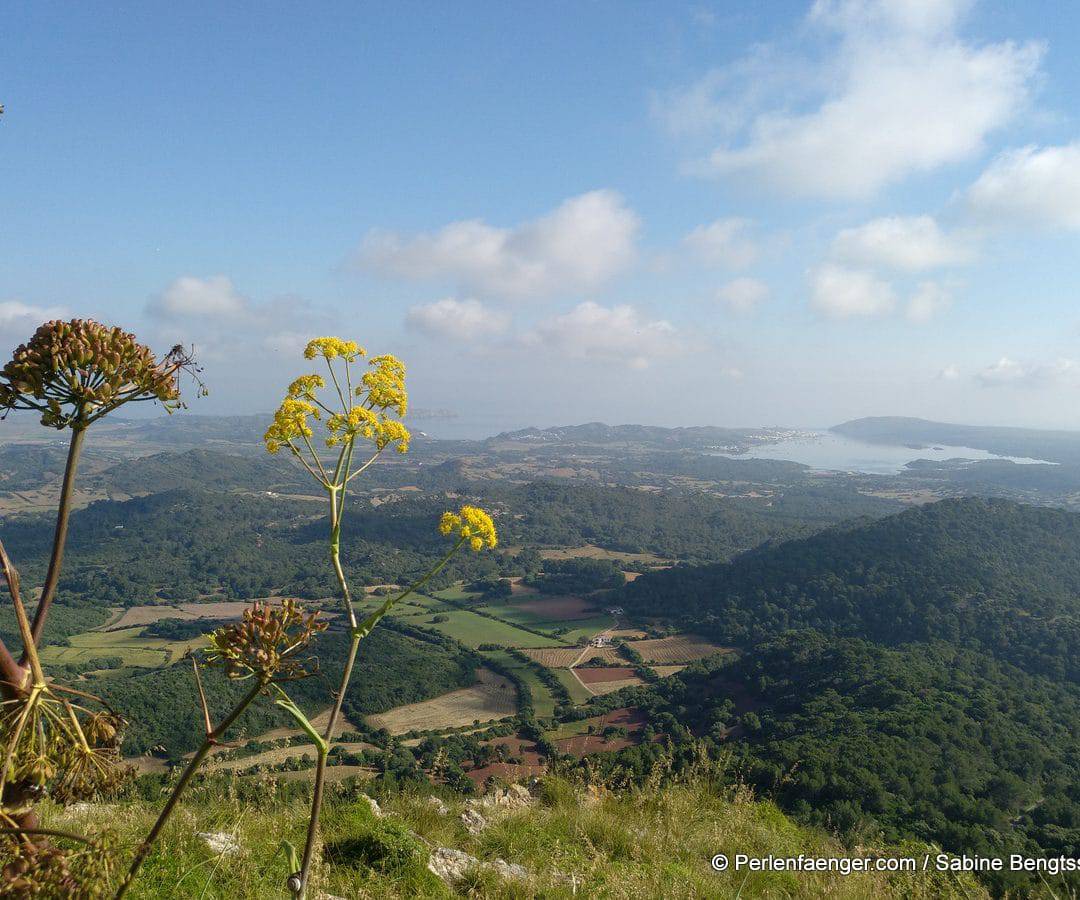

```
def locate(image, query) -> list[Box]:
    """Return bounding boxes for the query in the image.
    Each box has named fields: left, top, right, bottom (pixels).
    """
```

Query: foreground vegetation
left=41, top=773, right=983, bottom=899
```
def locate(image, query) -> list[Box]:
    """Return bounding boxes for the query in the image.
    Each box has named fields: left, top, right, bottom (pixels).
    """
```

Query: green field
left=480, top=649, right=558, bottom=718
left=40, top=626, right=202, bottom=668
left=548, top=616, right=613, bottom=643
left=393, top=608, right=567, bottom=649
left=552, top=667, right=593, bottom=703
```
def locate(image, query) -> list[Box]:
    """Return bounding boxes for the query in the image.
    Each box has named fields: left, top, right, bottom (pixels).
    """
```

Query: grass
left=480, top=650, right=558, bottom=718
left=40, top=625, right=199, bottom=668
left=37, top=775, right=987, bottom=898
left=548, top=617, right=613, bottom=644
left=551, top=669, right=593, bottom=704
left=393, top=608, right=567, bottom=649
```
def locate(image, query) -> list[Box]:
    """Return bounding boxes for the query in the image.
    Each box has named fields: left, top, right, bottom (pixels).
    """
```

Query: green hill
left=623, top=497, right=1080, bottom=681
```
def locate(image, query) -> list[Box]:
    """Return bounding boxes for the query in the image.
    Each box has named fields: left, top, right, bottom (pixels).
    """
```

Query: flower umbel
left=263, top=336, right=410, bottom=465
left=0, top=319, right=200, bottom=429
left=439, top=505, right=498, bottom=552
left=206, top=600, right=326, bottom=681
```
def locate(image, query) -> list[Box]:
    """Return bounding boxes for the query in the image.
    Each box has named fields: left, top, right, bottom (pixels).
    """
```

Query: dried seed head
left=206, top=600, right=327, bottom=680
left=0, top=319, right=201, bottom=429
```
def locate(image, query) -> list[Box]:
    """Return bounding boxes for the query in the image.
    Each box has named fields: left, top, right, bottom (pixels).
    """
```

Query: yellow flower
left=325, top=406, right=411, bottom=453
left=438, top=505, right=497, bottom=551
left=287, top=374, right=325, bottom=401
left=361, top=354, right=408, bottom=417
left=304, top=337, right=365, bottom=361
left=264, top=398, right=318, bottom=454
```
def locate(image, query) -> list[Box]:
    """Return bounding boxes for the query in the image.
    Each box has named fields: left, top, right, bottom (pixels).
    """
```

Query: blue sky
left=4, top=1, right=1080, bottom=435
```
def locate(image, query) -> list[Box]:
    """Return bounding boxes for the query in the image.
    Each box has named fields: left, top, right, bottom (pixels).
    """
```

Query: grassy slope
left=43, top=777, right=984, bottom=899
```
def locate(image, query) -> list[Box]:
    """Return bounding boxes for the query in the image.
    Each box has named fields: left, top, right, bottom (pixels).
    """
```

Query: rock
left=428, top=847, right=476, bottom=883
left=428, top=847, right=529, bottom=884
left=505, top=784, right=532, bottom=808
left=426, top=796, right=449, bottom=815
left=460, top=806, right=488, bottom=835
left=489, top=858, right=529, bottom=880
left=196, top=831, right=239, bottom=855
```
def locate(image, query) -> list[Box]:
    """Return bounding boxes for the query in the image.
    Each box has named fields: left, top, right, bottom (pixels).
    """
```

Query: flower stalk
left=262, top=337, right=498, bottom=899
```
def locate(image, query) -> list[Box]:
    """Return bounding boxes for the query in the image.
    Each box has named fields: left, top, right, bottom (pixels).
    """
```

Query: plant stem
left=114, top=678, right=266, bottom=900
left=292, top=537, right=465, bottom=898
left=27, top=424, right=86, bottom=652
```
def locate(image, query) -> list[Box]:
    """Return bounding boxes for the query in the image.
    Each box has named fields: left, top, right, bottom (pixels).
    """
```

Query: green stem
left=114, top=678, right=266, bottom=900
left=27, top=424, right=86, bottom=652
left=292, top=536, right=466, bottom=898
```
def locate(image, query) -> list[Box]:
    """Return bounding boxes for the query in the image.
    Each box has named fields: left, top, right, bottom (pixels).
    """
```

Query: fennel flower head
left=264, top=337, right=410, bottom=456
left=0, top=319, right=192, bottom=429
left=439, top=505, right=498, bottom=552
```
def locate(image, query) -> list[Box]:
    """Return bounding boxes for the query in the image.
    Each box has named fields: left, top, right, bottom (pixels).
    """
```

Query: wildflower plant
left=0, top=319, right=200, bottom=895
left=116, top=601, right=326, bottom=897
left=257, top=337, right=498, bottom=899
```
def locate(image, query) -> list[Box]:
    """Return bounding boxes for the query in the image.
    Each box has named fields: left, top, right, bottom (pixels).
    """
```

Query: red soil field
left=574, top=667, right=639, bottom=683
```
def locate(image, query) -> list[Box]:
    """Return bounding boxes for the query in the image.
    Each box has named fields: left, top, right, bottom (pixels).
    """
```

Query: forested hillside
left=623, top=497, right=1080, bottom=681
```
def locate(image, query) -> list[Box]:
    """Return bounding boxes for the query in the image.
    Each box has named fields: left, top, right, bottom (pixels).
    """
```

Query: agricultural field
left=572, top=667, right=647, bottom=696
left=550, top=707, right=652, bottom=755
left=395, top=607, right=567, bottom=649
left=506, top=594, right=600, bottom=621
left=204, top=741, right=375, bottom=774
left=652, top=665, right=687, bottom=678
left=521, top=646, right=625, bottom=668
left=40, top=626, right=200, bottom=668
left=365, top=667, right=519, bottom=735
left=554, top=617, right=617, bottom=644
left=630, top=635, right=731, bottom=664
left=479, top=649, right=558, bottom=718
left=538, top=545, right=668, bottom=566
left=551, top=667, right=593, bottom=704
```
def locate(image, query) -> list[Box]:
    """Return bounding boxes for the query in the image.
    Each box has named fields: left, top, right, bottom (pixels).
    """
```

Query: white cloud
left=964, top=142, right=1080, bottom=229
left=406, top=298, right=509, bottom=341
left=977, top=356, right=1079, bottom=387
left=663, top=0, right=1043, bottom=199
left=151, top=275, right=247, bottom=318
left=717, top=277, right=769, bottom=314
left=529, top=302, right=682, bottom=369
left=356, top=190, right=639, bottom=300
left=684, top=218, right=758, bottom=269
left=809, top=263, right=895, bottom=318
left=907, top=281, right=953, bottom=323
left=0, top=300, right=68, bottom=330
left=831, top=216, right=973, bottom=271
left=938, top=364, right=961, bottom=380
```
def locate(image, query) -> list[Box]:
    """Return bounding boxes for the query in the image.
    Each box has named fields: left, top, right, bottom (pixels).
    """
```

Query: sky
left=4, top=0, right=1080, bottom=437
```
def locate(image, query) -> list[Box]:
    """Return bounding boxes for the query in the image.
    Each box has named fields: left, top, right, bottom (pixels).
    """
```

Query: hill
left=622, top=497, right=1080, bottom=681
left=833, top=417, right=1080, bottom=465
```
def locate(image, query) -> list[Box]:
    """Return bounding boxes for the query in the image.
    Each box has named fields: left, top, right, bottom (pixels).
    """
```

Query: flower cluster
left=0, top=320, right=191, bottom=429
left=206, top=600, right=326, bottom=681
left=264, top=398, right=319, bottom=454
left=1, top=835, right=116, bottom=899
left=263, top=337, right=411, bottom=460
left=361, top=354, right=407, bottom=417
left=304, top=337, right=364, bottom=361
left=439, top=505, right=498, bottom=552
left=0, top=697, right=129, bottom=810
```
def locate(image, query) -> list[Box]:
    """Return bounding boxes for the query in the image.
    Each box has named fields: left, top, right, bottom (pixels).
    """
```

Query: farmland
left=40, top=625, right=201, bottom=668
left=572, top=666, right=647, bottom=696
left=365, top=667, right=519, bottom=735
left=630, top=634, right=731, bottom=664
left=393, top=606, right=568, bottom=649
left=479, top=649, right=559, bottom=718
